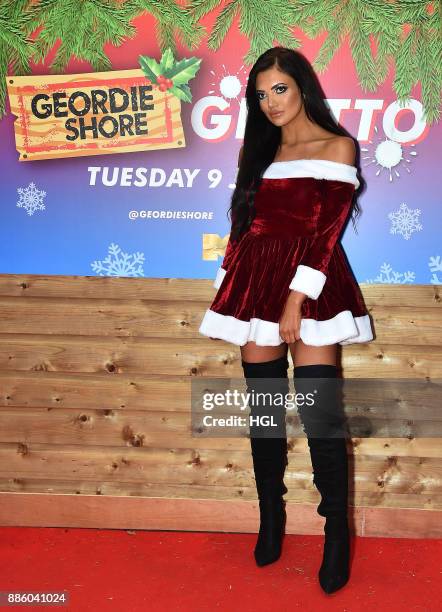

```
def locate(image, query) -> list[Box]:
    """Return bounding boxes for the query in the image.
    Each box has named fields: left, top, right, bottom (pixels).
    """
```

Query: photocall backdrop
left=1, top=3, right=441, bottom=286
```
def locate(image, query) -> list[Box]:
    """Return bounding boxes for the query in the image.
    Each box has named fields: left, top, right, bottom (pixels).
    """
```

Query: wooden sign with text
left=6, top=69, right=185, bottom=162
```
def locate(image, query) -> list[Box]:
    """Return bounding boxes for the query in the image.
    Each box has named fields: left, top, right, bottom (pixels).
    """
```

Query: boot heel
left=254, top=493, right=286, bottom=566
left=319, top=516, right=350, bottom=593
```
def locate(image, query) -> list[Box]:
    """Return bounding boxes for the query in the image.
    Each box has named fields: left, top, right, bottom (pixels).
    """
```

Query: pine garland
left=189, top=0, right=442, bottom=124
left=0, top=0, right=203, bottom=118
left=0, top=0, right=440, bottom=123
left=0, top=1, right=34, bottom=121
left=124, top=0, right=204, bottom=52
left=191, top=0, right=304, bottom=62
left=27, top=0, right=138, bottom=72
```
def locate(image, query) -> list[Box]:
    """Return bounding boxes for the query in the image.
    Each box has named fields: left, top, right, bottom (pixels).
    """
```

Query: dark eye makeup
left=256, top=84, right=288, bottom=100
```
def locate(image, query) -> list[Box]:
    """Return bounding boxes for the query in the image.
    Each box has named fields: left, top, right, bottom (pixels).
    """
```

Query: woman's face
left=255, top=65, right=303, bottom=125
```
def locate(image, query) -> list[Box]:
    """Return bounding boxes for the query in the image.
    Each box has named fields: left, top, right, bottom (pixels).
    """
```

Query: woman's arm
left=288, top=138, right=357, bottom=301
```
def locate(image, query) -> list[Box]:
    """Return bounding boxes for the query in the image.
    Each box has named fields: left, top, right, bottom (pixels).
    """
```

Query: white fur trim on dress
left=198, top=308, right=373, bottom=347
left=262, top=158, right=360, bottom=189
left=289, top=264, right=327, bottom=300
left=213, top=266, right=227, bottom=289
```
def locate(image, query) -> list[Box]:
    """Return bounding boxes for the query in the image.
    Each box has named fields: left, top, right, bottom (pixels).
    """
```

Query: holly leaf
left=139, top=54, right=162, bottom=82
left=160, top=47, right=175, bottom=73
left=166, top=56, right=202, bottom=86
left=168, top=84, right=192, bottom=103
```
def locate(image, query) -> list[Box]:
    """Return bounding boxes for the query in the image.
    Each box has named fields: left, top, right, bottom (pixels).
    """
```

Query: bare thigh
left=240, top=339, right=337, bottom=365
left=240, top=341, right=288, bottom=363
left=289, top=339, right=337, bottom=367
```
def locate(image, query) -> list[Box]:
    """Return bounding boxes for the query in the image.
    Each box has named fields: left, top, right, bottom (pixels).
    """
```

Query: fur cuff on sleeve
left=289, top=264, right=326, bottom=300
left=213, top=266, right=227, bottom=289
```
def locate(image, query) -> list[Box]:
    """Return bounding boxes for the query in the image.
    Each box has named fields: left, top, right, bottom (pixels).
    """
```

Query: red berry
left=157, top=74, right=164, bottom=82
left=159, top=83, right=167, bottom=91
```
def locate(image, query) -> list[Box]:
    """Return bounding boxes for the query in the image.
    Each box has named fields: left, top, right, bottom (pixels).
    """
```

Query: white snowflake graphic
left=17, top=182, right=46, bottom=216
left=366, top=263, right=415, bottom=284
left=388, top=202, right=422, bottom=240
left=360, top=134, right=418, bottom=183
left=91, top=243, right=145, bottom=277
left=428, top=255, right=442, bottom=284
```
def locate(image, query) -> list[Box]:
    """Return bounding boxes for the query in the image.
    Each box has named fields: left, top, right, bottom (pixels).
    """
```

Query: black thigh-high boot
left=293, top=364, right=350, bottom=594
left=241, top=355, right=290, bottom=567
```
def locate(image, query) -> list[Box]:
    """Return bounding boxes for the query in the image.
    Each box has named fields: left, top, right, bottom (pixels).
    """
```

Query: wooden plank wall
left=0, top=275, right=441, bottom=538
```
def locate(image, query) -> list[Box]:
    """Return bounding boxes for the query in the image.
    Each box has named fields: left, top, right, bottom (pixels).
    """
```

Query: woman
left=199, top=47, right=374, bottom=594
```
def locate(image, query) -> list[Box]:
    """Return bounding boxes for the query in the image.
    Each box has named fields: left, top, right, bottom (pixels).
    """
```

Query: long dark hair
left=227, top=46, right=365, bottom=243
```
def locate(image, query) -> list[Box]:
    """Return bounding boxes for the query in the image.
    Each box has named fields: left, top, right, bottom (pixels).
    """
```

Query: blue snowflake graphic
left=388, top=202, right=422, bottom=240
left=366, top=263, right=415, bottom=284
left=429, top=255, right=442, bottom=284
left=91, top=243, right=145, bottom=277
left=17, top=182, right=46, bottom=215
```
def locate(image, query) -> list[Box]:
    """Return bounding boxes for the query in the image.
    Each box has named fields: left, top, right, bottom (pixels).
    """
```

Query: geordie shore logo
left=5, top=48, right=201, bottom=162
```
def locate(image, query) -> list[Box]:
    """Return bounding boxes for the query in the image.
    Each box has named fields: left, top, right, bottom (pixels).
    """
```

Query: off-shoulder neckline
left=270, top=158, right=357, bottom=170
left=262, top=158, right=360, bottom=187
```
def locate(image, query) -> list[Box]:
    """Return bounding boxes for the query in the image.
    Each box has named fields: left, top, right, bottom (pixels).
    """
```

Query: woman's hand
left=279, top=290, right=306, bottom=344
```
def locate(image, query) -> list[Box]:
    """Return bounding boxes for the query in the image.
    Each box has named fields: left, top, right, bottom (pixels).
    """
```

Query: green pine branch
left=0, top=0, right=440, bottom=124
left=393, top=1, right=441, bottom=124
left=0, top=0, right=205, bottom=118
left=29, top=0, right=138, bottom=73
left=190, top=0, right=442, bottom=124
left=0, top=1, right=34, bottom=119
left=124, top=0, right=205, bottom=52
left=190, top=0, right=304, bottom=64
left=262, top=0, right=395, bottom=92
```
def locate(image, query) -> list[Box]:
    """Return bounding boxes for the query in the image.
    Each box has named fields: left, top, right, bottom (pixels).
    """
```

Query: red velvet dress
left=199, top=159, right=374, bottom=347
